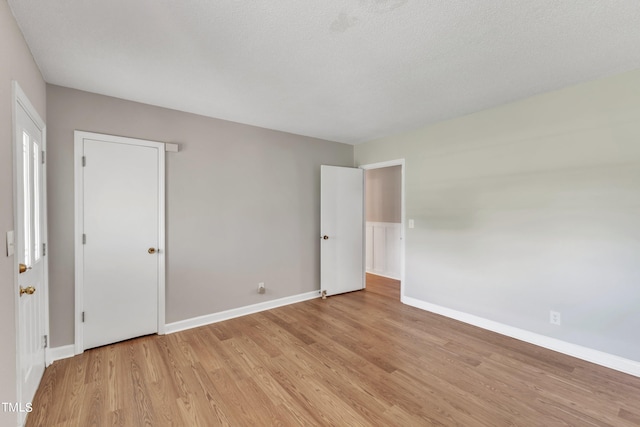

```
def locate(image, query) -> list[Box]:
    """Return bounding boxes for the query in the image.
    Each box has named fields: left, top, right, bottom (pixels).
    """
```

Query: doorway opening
left=361, top=160, right=405, bottom=300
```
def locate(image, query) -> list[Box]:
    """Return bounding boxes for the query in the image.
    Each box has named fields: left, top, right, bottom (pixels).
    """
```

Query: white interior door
left=14, top=82, right=47, bottom=423
left=76, top=132, right=165, bottom=351
left=320, top=165, right=364, bottom=296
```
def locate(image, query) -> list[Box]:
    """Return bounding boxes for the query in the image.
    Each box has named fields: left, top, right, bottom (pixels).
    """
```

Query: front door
left=76, top=132, right=165, bottom=351
left=320, top=165, right=364, bottom=297
left=14, top=82, right=47, bottom=424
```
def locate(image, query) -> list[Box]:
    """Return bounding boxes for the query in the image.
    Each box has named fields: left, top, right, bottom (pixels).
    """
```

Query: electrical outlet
left=550, top=310, right=561, bottom=326
left=258, top=282, right=265, bottom=294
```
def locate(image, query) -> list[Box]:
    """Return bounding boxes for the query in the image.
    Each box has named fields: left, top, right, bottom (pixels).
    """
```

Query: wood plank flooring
left=366, top=273, right=400, bottom=300
left=27, top=276, right=640, bottom=426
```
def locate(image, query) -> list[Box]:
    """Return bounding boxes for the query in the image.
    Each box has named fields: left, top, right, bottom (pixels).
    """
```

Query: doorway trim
left=359, top=159, right=406, bottom=299
left=12, top=80, right=49, bottom=425
left=74, top=131, right=166, bottom=355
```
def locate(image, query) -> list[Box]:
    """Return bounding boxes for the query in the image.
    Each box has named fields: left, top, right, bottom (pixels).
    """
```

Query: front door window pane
left=33, top=142, right=40, bottom=262
left=22, top=131, right=32, bottom=266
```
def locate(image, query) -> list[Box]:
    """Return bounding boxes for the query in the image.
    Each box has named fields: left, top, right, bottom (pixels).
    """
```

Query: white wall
left=1, top=1, right=47, bottom=425
left=355, top=69, right=640, bottom=362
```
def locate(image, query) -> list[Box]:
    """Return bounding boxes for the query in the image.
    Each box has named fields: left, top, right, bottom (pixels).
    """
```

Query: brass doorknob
left=19, top=286, right=36, bottom=296
left=322, top=235, right=329, bottom=240
left=148, top=248, right=157, bottom=254
left=19, top=263, right=31, bottom=274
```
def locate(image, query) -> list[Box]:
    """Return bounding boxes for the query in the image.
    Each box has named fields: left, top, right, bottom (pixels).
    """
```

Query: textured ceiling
left=8, top=1, right=640, bottom=144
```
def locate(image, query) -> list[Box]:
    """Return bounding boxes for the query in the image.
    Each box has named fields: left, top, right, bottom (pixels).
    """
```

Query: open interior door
left=320, top=165, right=364, bottom=297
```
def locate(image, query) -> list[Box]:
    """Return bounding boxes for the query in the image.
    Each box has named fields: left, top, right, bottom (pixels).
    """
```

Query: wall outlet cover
left=550, top=310, right=561, bottom=326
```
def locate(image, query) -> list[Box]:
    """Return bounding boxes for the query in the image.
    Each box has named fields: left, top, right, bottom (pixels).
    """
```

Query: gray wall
left=365, top=166, right=401, bottom=223
left=355, top=69, right=640, bottom=362
left=46, top=84, right=353, bottom=347
left=1, top=1, right=47, bottom=423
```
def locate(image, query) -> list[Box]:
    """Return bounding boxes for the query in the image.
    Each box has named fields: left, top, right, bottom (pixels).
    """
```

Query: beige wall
left=46, top=85, right=353, bottom=347
left=355, top=69, right=640, bottom=361
left=365, top=166, right=401, bottom=223
left=1, top=0, right=47, bottom=423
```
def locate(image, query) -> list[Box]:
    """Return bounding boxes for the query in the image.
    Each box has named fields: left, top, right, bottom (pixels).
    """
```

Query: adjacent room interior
left=2, top=1, right=640, bottom=426
left=364, top=163, right=403, bottom=298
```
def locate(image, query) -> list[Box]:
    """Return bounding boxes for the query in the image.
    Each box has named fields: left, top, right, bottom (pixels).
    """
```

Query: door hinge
left=82, top=156, right=86, bottom=167
left=82, top=312, right=85, bottom=323
left=82, top=234, right=86, bottom=244
left=42, top=151, right=46, bottom=164
left=44, top=335, right=48, bottom=348
left=43, top=243, right=46, bottom=257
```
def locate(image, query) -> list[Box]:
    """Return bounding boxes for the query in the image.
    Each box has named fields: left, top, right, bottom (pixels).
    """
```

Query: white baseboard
left=165, top=290, right=320, bottom=334
left=45, top=344, right=75, bottom=366
left=402, top=296, right=640, bottom=378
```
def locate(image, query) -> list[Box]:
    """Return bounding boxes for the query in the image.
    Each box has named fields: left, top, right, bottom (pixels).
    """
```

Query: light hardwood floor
left=27, top=275, right=640, bottom=426
left=366, top=273, right=401, bottom=300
